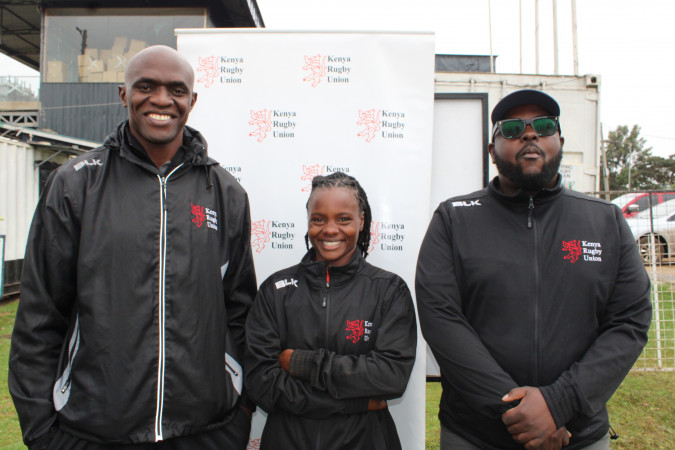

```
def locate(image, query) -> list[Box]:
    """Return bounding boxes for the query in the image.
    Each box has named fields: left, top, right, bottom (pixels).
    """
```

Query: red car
left=611, top=192, right=675, bottom=218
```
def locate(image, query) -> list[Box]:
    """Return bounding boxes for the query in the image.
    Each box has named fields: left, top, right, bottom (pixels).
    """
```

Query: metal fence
left=588, top=190, right=675, bottom=371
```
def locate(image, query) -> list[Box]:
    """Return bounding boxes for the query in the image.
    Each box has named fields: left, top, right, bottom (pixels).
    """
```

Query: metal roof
left=1, top=121, right=100, bottom=153
left=0, top=0, right=264, bottom=71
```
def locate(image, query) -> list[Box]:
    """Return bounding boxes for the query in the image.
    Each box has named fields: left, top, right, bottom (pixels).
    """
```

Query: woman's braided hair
left=304, top=171, right=372, bottom=258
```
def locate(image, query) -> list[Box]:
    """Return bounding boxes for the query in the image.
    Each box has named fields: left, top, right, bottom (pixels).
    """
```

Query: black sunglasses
left=492, top=116, right=560, bottom=140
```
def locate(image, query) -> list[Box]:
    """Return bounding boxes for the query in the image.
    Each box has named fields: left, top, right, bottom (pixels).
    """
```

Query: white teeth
left=149, top=113, right=171, bottom=121
left=323, top=241, right=341, bottom=247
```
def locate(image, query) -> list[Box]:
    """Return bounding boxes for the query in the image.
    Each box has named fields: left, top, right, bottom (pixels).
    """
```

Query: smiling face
left=307, top=186, right=365, bottom=267
left=488, top=104, right=564, bottom=194
left=119, top=46, right=197, bottom=161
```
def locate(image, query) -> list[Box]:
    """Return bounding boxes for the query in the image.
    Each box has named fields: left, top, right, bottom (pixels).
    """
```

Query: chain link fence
left=589, top=190, right=675, bottom=371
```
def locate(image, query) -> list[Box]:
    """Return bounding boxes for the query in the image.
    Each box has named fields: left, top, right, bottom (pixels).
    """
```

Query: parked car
left=625, top=199, right=675, bottom=264
left=611, top=192, right=675, bottom=218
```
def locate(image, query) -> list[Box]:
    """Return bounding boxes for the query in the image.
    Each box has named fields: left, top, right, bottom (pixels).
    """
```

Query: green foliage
left=604, top=125, right=675, bottom=190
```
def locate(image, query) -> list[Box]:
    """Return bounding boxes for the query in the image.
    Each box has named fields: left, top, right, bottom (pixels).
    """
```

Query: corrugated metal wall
left=0, top=137, right=38, bottom=263
left=40, top=82, right=125, bottom=143
left=0, top=137, right=70, bottom=262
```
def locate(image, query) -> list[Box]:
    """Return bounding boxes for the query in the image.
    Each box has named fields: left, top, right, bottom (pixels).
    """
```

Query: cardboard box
left=84, top=48, right=99, bottom=59
left=102, top=71, right=118, bottom=83
left=100, top=49, right=112, bottom=66
left=82, top=73, right=103, bottom=82
left=84, top=57, right=104, bottom=74
left=128, top=39, right=147, bottom=55
left=46, top=60, right=66, bottom=82
left=107, top=55, right=128, bottom=72
left=112, top=37, right=129, bottom=53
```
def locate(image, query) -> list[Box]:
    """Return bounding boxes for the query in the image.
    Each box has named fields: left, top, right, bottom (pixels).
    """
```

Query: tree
left=604, top=125, right=675, bottom=191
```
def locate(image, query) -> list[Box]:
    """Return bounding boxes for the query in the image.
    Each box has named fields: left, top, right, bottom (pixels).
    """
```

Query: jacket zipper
left=322, top=267, right=330, bottom=308
left=529, top=195, right=541, bottom=384
left=319, top=266, right=331, bottom=450
left=323, top=267, right=331, bottom=342
left=154, top=164, right=183, bottom=442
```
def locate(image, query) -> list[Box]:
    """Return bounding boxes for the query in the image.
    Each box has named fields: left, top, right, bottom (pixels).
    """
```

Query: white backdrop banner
left=177, top=29, right=435, bottom=450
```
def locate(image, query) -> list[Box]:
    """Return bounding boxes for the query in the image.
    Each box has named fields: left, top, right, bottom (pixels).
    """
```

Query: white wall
left=0, top=137, right=70, bottom=262
left=434, top=72, right=601, bottom=193
left=0, top=137, right=39, bottom=261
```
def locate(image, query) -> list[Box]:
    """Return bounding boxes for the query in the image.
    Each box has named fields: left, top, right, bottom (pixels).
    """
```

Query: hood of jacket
left=103, top=121, right=218, bottom=172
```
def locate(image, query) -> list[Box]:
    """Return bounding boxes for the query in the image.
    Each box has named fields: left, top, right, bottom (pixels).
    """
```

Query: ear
left=559, top=136, right=565, bottom=148
left=488, top=142, right=496, bottom=164
left=359, top=211, right=365, bottom=231
left=119, top=85, right=128, bottom=108
left=190, top=92, right=198, bottom=110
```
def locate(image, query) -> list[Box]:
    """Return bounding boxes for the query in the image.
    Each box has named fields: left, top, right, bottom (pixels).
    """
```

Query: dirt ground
left=650, top=262, right=675, bottom=283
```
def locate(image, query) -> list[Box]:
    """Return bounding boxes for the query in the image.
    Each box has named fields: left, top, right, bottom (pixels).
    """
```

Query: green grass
left=1, top=300, right=24, bottom=449
left=425, top=373, right=674, bottom=449
left=636, top=283, right=675, bottom=368
left=3, top=298, right=674, bottom=450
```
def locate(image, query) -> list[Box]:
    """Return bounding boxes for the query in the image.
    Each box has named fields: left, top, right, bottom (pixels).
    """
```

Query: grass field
left=2, top=296, right=673, bottom=450
left=635, top=283, right=674, bottom=369
left=425, top=374, right=674, bottom=449
left=0, top=300, right=23, bottom=449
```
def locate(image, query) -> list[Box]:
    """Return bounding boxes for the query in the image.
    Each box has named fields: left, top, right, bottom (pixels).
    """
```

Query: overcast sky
left=255, top=0, right=675, bottom=158
left=2, top=0, right=673, bottom=156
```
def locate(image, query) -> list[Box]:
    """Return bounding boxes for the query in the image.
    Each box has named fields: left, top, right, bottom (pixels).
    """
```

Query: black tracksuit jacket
left=9, top=122, right=257, bottom=448
left=415, top=177, right=651, bottom=449
left=244, top=250, right=417, bottom=450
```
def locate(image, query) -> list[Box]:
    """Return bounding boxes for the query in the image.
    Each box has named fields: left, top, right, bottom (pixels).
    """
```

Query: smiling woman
left=307, top=181, right=365, bottom=267
left=244, top=172, right=418, bottom=450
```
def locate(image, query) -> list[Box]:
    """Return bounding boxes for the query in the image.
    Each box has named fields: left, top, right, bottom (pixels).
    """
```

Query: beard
left=493, top=145, right=562, bottom=192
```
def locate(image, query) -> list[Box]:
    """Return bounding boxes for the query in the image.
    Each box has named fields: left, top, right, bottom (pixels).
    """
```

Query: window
left=43, top=8, right=209, bottom=83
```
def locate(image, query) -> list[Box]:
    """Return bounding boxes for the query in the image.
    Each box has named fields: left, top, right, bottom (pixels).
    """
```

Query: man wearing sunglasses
left=416, top=89, right=651, bottom=449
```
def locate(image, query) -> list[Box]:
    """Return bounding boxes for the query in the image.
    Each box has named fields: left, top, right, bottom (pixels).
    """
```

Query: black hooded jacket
left=9, top=122, right=257, bottom=448
left=416, top=177, right=651, bottom=449
left=245, top=250, right=417, bottom=450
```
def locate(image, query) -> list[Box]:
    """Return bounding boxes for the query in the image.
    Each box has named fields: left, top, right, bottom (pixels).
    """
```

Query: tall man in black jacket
left=416, top=89, right=651, bottom=450
left=9, top=46, right=257, bottom=449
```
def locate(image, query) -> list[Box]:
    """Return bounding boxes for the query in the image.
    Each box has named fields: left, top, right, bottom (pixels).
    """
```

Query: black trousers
left=47, top=407, right=251, bottom=450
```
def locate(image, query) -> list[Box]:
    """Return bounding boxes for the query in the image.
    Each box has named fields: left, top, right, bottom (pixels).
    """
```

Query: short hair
left=304, top=172, right=373, bottom=258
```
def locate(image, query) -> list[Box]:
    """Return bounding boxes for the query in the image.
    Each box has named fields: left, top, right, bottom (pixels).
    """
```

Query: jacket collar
left=300, top=248, right=365, bottom=287
left=488, top=174, right=563, bottom=205
left=103, top=121, right=215, bottom=173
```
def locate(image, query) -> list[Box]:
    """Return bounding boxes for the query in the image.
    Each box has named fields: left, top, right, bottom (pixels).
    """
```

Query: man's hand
left=278, top=349, right=293, bottom=372
left=501, top=386, right=566, bottom=449
left=367, top=399, right=387, bottom=411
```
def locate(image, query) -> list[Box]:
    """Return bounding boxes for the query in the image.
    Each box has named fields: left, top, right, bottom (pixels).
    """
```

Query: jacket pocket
left=53, top=314, right=81, bottom=411
left=224, top=328, right=242, bottom=409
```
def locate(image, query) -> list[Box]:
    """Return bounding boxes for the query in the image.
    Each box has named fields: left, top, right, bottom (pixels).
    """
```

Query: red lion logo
left=302, top=54, right=327, bottom=87
left=248, top=109, right=273, bottom=143
left=246, top=439, right=261, bottom=450
left=191, top=203, right=206, bottom=228
left=369, top=221, right=381, bottom=254
left=251, top=220, right=271, bottom=253
left=562, top=240, right=583, bottom=263
left=345, top=320, right=364, bottom=344
left=357, top=109, right=381, bottom=142
left=300, top=164, right=326, bottom=192
left=196, top=56, right=218, bottom=88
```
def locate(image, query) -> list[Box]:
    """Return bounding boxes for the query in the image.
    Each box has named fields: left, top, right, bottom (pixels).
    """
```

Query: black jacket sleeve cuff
left=540, top=373, right=580, bottom=428
left=289, top=349, right=314, bottom=381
